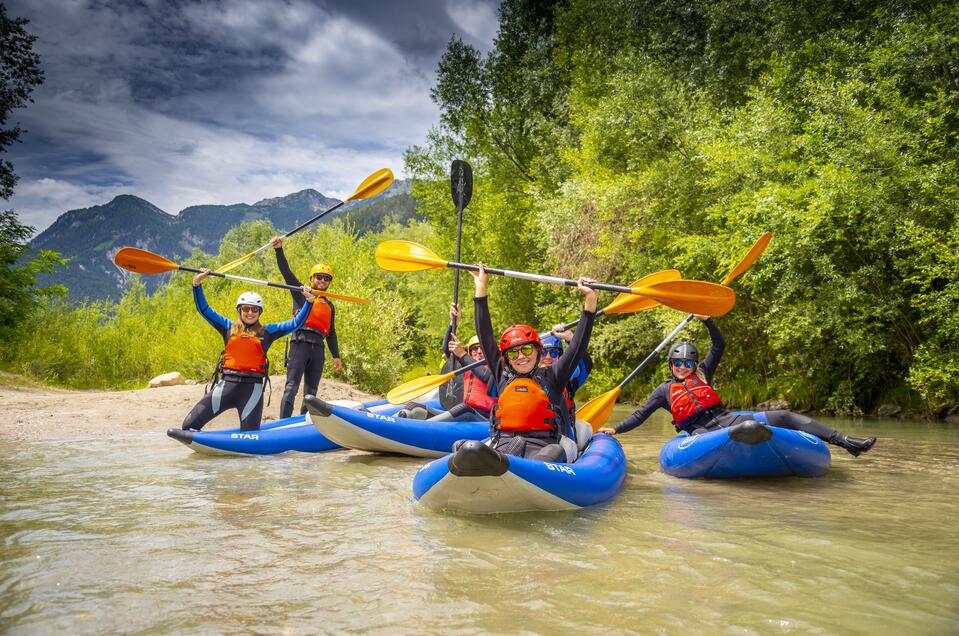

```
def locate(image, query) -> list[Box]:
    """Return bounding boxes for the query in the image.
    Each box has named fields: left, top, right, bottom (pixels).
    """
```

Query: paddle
left=449, top=160, right=473, bottom=333
left=375, top=240, right=736, bottom=316
left=113, top=247, right=369, bottom=304
left=577, top=232, right=773, bottom=431
left=386, top=269, right=681, bottom=405
left=215, top=168, right=394, bottom=274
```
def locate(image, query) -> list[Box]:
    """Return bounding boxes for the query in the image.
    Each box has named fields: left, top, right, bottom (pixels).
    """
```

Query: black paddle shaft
left=449, top=160, right=473, bottom=332
left=179, top=265, right=308, bottom=294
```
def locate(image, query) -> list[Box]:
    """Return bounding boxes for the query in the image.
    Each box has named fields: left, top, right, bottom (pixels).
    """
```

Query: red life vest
left=303, top=299, right=333, bottom=335
left=463, top=370, right=497, bottom=412
left=492, top=376, right=558, bottom=432
left=669, top=375, right=723, bottom=427
left=222, top=331, right=268, bottom=375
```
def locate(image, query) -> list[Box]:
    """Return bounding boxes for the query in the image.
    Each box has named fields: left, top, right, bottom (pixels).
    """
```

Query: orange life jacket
left=303, top=299, right=333, bottom=335
left=669, top=376, right=723, bottom=427
left=463, top=370, right=497, bottom=412
left=492, top=376, right=559, bottom=432
left=222, top=331, right=268, bottom=375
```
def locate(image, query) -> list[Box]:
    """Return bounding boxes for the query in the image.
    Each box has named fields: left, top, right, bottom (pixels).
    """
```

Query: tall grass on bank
left=1, top=219, right=450, bottom=394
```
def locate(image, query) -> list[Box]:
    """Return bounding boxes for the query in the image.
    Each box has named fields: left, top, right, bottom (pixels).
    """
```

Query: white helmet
left=236, top=291, right=264, bottom=310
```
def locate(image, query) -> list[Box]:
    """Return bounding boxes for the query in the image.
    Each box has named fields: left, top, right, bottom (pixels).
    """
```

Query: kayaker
left=598, top=316, right=877, bottom=456
left=182, top=268, right=314, bottom=431
left=444, top=329, right=496, bottom=420
left=472, top=263, right=597, bottom=462
left=540, top=329, right=592, bottom=440
left=271, top=236, right=343, bottom=419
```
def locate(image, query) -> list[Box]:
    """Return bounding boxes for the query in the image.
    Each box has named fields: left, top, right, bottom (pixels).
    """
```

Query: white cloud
left=446, top=0, right=499, bottom=49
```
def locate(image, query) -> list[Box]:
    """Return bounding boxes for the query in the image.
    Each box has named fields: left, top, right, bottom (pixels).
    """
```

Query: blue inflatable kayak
left=659, top=418, right=831, bottom=479
left=412, top=434, right=627, bottom=514
left=166, top=398, right=398, bottom=456
left=304, top=396, right=488, bottom=458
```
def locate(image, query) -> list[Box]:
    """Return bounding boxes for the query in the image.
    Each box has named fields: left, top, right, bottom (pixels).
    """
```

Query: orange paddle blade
left=721, top=232, right=772, bottom=286
left=311, top=290, right=368, bottom=304
left=604, top=269, right=682, bottom=314
left=578, top=387, right=622, bottom=431
left=375, top=240, right=448, bottom=272
left=348, top=168, right=394, bottom=201
left=386, top=371, right=456, bottom=405
left=113, top=247, right=181, bottom=274
left=632, top=280, right=736, bottom=316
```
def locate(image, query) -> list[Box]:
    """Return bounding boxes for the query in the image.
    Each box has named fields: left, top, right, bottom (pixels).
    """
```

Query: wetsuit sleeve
left=569, top=352, right=593, bottom=392
left=458, top=354, right=493, bottom=384
left=615, top=382, right=670, bottom=434
left=474, top=296, right=503, bottom=381
left=266, top=297, right=314, bottom=338
left=551, top=309, right=596, bottom=390
left=275, top=247, right=305, bottom=312
left=326, top=301, right=340, bottom=358
left=193, top=284, right=231, bottom=337
left=699, top=318, right=725, bottom=384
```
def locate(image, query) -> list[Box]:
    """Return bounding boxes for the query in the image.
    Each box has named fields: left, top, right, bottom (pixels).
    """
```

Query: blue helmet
left=540, top=333, right=563, bottom=352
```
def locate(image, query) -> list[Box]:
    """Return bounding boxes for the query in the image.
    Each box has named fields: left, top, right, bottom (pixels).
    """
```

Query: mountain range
left=28, top=180, right=417, bottom=301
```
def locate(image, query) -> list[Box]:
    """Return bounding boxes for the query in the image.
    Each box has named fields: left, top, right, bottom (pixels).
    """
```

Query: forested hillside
left=404, top=0, right=959, bottom=414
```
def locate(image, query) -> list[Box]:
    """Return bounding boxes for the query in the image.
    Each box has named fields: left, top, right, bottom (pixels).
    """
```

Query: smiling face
left=238, top=305, right=262, bottom=326
left=539, top=347, right=562, bottom=367
left=469, top=344, right=485, bottom=361
left=311, top=274, right=332, bottom=291
left=505, top=344, right=539, bottom=374
left=670, top=358, right=697, bottom=380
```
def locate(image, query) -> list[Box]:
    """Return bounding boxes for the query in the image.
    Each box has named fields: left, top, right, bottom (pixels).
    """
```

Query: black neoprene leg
left=299, top=343, right=325, bottom=415
left=762, top=410, right=838, bottom=441
left=281, top=341, right=309, bottom=419
left=182, top=389, right=220, bottom=431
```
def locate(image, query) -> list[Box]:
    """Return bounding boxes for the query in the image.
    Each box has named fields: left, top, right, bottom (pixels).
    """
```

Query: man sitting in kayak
left=182, top=268, right=314, bottom=432
left=598, top=316, right=877, bottom=456
left=540, top=330, right=592, bottom=442
left=472, top=263, right=597, bottom=462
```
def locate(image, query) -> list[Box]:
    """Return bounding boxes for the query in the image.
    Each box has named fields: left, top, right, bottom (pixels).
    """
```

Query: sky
left=4, top=0, right=500, bottom=234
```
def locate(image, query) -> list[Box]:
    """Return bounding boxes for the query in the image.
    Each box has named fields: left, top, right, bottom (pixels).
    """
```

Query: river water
left=1, top=409, right=957, bottom=634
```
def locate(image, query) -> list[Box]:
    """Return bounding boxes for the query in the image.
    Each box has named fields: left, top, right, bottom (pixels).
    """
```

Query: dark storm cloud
left=5, top=0, right=500, bottom=232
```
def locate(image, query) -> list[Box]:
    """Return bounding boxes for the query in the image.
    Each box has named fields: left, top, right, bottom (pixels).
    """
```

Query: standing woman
left=182, top=268, right=314, bottom=431
left=599, top=316, right=876, bottom=456
left=271, top=237, right=343, bottom=419
left=472, top=264, right=598, bottom=463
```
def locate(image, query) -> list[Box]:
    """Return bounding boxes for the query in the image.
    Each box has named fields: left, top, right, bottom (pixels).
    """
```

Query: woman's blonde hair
left=230, top=318, right=266, bottom=338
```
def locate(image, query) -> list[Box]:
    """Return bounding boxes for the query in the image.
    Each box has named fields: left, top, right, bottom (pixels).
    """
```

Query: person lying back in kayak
left=181, top=268, right=314, bottom=432
left=540, top=330, right=592, bottom=442
left=598, top=316, right=877, bottom=456
left=472, top=263, right=597, bottom=462
left=271, top=236, right=342, bottom=419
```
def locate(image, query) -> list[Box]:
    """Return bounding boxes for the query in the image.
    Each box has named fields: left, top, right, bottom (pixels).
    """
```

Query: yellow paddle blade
left=578, top=387, right=622, bottom=431
left=721, top=232, right=772, bottom=286
left=214, top=251, right=257, bottom=274
left=348, top=168, right=394, bottom=201
left=375, top=240, right=448, bottom=272
left=632, top=280, right=736, bottom=316
left=113, top=247, right=181, bottom=274
left=311, top=290, right=369, bottom=304
left=386, top=371, right=457, bottom=405
left=604, top=269, right=682, bottom=314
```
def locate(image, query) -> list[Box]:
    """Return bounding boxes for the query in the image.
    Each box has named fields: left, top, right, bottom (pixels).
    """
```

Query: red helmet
left=499, top=324, right=542, bottom=352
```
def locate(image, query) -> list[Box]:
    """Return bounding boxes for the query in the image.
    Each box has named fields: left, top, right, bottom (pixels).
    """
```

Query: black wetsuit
left=614, top=319, right=841, bottom=441
left=436, top=326, right=495, bottom=420
left=182, top=285, right=312, bottom=431
left=275, top=248, right=341, bottom=419
left=475, top=296, right=596, bottom=460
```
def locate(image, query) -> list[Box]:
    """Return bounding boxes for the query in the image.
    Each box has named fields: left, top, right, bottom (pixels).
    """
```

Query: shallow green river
left=2, top=409, right=957, bottom=634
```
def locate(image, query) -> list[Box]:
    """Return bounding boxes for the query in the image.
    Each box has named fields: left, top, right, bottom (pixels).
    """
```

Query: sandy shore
left=0, top=374, right=379, bottom=442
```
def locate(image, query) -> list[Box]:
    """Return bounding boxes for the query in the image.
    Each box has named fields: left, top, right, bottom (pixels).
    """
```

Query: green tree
left=1, top=2, right=44, bottom=199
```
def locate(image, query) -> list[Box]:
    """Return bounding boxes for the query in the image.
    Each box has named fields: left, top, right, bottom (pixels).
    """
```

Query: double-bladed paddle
left=375, top=240, right=736, bottom=316
left=113, top=247, right=369, bottom=304
left=449, top=160, right=473, bottom=333
left=215, top=168, right=394, bottom=274
left=577, top=232, right=773, bottom=430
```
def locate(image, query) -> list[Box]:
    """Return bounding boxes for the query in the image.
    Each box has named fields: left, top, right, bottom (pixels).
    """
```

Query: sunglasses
left=543, top=348, right=561, bottom=359
left=469, top=345, right=482, bottom=354
left=313, top=274, right=333, bottom=282
left=671, top=359, right=696, bottom=369
left=505, top=344, right=536, bottom=360
left=239, top=306, right=261, bottom=314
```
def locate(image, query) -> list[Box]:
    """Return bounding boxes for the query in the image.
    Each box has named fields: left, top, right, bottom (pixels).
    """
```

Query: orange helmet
left=499, top=324, right=541, bottom=353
